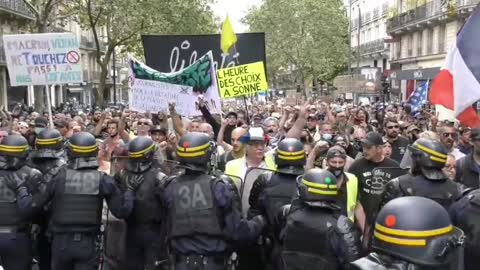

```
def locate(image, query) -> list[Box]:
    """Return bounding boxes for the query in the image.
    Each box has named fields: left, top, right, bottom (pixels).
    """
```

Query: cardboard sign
left=128, top=52, right=221, bottom=116
left=2, top=33, right=83, bottom=86
left=217, top=61, right=268, bottom=99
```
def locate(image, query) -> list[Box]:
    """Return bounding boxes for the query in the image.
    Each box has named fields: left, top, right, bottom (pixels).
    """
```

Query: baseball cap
left=361, top=132, right=384, bottom=146
left=326, top=146, right=347, bottom=160
left=240, top=127, right=267, bottom=144
left=34, top=117, right=48, bottom=128
left=150, top=125, right=167, bottom=135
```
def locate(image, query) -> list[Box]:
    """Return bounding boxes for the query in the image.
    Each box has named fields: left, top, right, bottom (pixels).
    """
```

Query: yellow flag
left=221, top=15, right=237, bottom=54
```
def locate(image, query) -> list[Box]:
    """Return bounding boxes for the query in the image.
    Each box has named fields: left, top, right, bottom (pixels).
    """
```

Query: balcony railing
left=80, top=36, right=107, bottom=52
left=0, top=0, right=35, bottom=20
left=353, top=39, right=387, bottom=55
left=387, top=0, right=479, bottom=33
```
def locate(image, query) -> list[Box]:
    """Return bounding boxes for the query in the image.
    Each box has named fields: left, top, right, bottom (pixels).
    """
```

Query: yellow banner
left=217, top=61, right=268, bottom=99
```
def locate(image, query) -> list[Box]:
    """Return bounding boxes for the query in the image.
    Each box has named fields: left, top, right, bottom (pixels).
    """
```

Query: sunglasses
left=442, top=132, right=457, bottom=139
left=387, top=125, right=399, bottom=129
left=137, top=122, right=149, bottom=126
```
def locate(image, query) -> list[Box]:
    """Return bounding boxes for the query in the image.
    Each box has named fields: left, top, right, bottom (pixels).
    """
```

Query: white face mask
left=322, top=133, right=333, bottom=141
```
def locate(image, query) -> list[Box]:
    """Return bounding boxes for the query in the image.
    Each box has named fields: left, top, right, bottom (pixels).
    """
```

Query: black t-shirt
left=389, top=136, right=410, bottom=163
left=348, top=157, right=400, bottom=225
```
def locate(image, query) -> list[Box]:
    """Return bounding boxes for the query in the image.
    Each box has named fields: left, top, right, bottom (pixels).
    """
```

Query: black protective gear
left=351, top=252, right=411, bottom=270
left=33, top=128, right=64, bottom=159
left=449, top=188, right=480, bottom=270
left=409, top=138, right=448, bottom=180
left=176, top=132, right=213, bottom=172
left=0, top=165, right=43, bottom=226
left=66, top=131, right=98, bottom=159
left=297, top=168, right=339, bottom=205
left=278, top=199, right=361, bottom=270
left=52, top=168, right=102, bottom=226
left=380, top=174, right=462, bottom=210
left=169, top=173, right=224, bottom=239
left=126, top=173, right=144, bottom=191
left=127, top=136, right=156, bottom=173
left=372, top=196, right=464, bottom=267
left=248, top=171, right=298, bottom=225
left=274, top=138, right=305, bottom=175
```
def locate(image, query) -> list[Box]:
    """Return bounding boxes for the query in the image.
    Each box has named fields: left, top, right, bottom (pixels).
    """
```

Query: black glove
left=1, top=173, right=25, bottom=192
left=126, top=174, right=144, bottom=191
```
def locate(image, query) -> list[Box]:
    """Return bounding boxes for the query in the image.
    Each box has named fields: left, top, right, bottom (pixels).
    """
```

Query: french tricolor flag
left=429, top=5, right=480, bottom=128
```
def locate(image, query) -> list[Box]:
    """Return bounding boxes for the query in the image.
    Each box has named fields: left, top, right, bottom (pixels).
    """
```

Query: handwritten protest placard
left=128, top=78, right=196, bottom=116
left=2, top=33, right=83, bottom=86
left=217, top=61, right=267, bottom=99
left=128, top=52, right=221, bottom=115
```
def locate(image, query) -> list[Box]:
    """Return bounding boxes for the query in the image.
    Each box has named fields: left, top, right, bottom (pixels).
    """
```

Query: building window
left=382, top=58, right=387, bottom=71
left=426, top=28, right=433, bottom=54
left=397, top=42, right=402, bottom=59
left=417, top=31, right=423, bottom=56
left=438, top=24, right=446, bottom=53
left=408, top=34, right=413, bottom=57
left=374, top=60, right=378, bottom=67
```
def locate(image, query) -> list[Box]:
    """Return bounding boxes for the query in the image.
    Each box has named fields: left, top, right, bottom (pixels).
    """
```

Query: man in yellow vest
left=325, top=146, right=366, bottom=233
left=224, top=127, right=276, bottom=191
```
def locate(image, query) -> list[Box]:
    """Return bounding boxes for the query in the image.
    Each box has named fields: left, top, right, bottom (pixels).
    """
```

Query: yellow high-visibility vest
left=344, top=172, right=359, bottom=222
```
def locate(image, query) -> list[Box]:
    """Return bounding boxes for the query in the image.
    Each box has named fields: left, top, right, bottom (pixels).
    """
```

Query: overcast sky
left=211, top=0, right=262, bottom=32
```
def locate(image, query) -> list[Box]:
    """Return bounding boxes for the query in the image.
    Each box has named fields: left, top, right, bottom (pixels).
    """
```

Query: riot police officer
left=449, top=188, right=480, bottom=270
left=28, top=128, right=65, bottom=270
left=275, top=168, right=361, bottom=270
left=114, top=136, right=167, bottom=270
left=35, top=132, right=136, bottom=270
left=163, top=132, right=266, bottom=270
left=352, top=196, right=464, bottom=270
left=0, top=135, right=44, bottom=270
left=248, top=138, right=305, bottom=268
left=380, top=138, right=463, bottom=210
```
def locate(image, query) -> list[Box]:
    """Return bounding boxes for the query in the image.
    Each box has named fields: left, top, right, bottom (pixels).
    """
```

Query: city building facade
left=0, top=0, right=115, bottom=109
left=387, top=0, right=479, bottom=100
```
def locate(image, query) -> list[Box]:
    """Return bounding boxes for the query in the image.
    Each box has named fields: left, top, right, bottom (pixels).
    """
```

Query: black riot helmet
left=373, top=196, right=464, bottom=267
left=297, top=168, right=339, bottom=205
left=66, top=132, right=98, bottom=159
left=33, top=128, right=64, bottom=159
left=0, top=135, right=30, bottom=170
left=275, top=138, right=305, bottom=175
left=176, top=132, right=212, bottom=172
left=127, top=136, right=156, bottom=173
left=409, top=138, right=448, bottom=180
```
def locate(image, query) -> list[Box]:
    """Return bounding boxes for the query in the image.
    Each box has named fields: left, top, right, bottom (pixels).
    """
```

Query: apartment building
left=0, top=0, right=113, bottom=108
left=350, top=0, right=393, bottom=72
left=0, top=0, right=35, bottom=109
left=387, top=0, right=479, bottom=100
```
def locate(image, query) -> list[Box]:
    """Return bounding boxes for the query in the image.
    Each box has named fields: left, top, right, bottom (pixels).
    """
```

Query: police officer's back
left=163, top=132, right=266, bottom=270
left=114, top=136, right=167, bottom=270
left=449, top=188, right=480, bottom=270
left=380, top=138, right=463, bottom=210
left=28, top=128, right=65, bottom=270
left=247, top=138, right=305, bottom=269
left=38, top=132, right=136, bottom=270
left=352, top=197, right=464, bottom=270
left=0, top=135, right=43, bottom=270
left=276, top=168, right=361, bottom=270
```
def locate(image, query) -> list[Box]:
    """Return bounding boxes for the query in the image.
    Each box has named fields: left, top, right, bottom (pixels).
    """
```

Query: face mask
left=322, top=134, right=332, bottom=141
left=329, top=167, right=344, bottom=177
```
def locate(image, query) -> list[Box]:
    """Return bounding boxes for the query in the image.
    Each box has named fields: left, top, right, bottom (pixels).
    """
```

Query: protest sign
left=2, top=33, right=83, bottom=86
left=142, top=33, right=266, bottom=72
left=128, top=52, right=221, bottom=115
left=217, top=61, right=268, bottom=99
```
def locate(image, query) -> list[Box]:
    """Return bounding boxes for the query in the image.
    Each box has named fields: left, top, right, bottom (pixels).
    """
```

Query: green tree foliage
left=243, top=0, right=348, bottom=90
left=69, top=0, right=217, bottom=106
